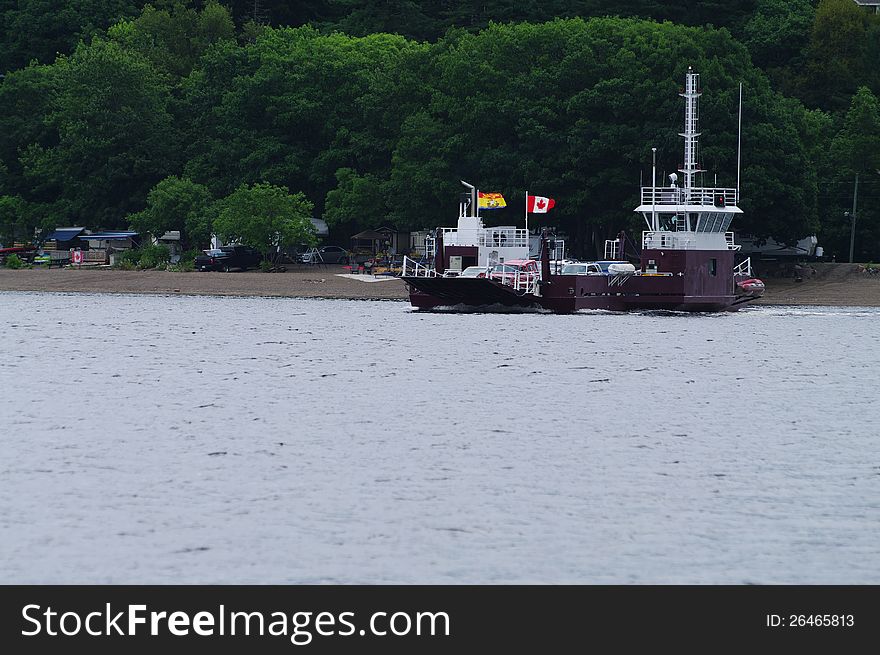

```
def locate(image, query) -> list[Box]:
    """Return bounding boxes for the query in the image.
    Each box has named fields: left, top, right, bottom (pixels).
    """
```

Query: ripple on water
left=1, top=292, right=878, bottom=583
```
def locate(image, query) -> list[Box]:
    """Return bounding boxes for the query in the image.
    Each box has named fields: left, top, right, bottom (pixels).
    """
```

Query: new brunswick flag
left=477, top=192, right=506, bottom=209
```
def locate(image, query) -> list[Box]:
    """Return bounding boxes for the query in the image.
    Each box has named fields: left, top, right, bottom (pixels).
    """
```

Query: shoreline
left=0, top=266, right=409, bottom=301
left=1, top=265, right=878, bottom=306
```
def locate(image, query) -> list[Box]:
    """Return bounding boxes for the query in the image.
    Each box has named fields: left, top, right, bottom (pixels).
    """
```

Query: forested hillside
left=1, top=1, right=879, bottom=259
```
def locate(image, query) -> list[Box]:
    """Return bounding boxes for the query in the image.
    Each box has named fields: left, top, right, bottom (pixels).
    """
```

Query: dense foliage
left=1, top=0, right=879, bottom=260
left=213, top=182, right=316, bottom=257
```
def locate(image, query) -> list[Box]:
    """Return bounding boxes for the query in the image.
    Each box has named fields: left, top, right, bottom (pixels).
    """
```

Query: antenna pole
left=679, top=67, right=702, bottom=191
left=460, top=180, right=476, bottom=218
left=737, top=82, right=743, bottom=204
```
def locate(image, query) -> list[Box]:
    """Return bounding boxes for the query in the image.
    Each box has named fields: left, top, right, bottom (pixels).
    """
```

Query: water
left=1, top=292, right=878, bottom=584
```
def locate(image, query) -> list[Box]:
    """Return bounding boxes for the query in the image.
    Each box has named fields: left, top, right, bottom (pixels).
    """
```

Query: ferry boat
left=401, top=68, right=764, bottom=312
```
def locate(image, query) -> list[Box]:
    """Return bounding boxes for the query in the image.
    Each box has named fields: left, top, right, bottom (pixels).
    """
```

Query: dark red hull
left=405, top=249, right=760, bottom=312
left=406, top=276, right=543, bottom=310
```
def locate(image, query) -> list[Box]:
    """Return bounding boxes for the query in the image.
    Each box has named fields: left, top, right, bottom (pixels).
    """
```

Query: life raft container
left=736, top=278, right=765, bottom=295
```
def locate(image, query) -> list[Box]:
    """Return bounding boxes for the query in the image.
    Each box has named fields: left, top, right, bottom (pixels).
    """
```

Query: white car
left=458, top=266, right=489, bottom=278
left=561, top=262, right=604, bottom=275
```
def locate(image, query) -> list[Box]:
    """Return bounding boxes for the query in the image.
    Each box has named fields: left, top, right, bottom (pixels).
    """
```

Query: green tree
left=0, top=62, right=64, bottom=201
left=180, top=27, right=429, bottom=216
left=0, top=0, right=139, bottom=71
left=321, top=1, right=436, bottom=39
left=802, top=0, right=872, bottom=112
left=108, top=1, right=235, bottom=78
left=314, top=1, right=759, bottom=42
left=213, top=182, right=316, bottom=259
left=128, top=175, right=214, bottom=248
left=823, top=87, right=880, bottom=261
left=25, top=38, right=176, bottom=229
left=0, top=194, right=28, bottom=245
left=831, top=87, right=880, bottom=176
left=323, top=168, right=389, bottom=233
left=741, top=0, right=814, bottom=97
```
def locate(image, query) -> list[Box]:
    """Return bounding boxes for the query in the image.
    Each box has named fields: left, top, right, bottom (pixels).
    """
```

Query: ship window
left=709, top=258, right=717, bottom=276
left=697, top=212, right=728, bottom=233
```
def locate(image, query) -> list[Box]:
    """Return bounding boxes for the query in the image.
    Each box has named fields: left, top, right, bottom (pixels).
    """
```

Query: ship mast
left=679, top=67, right=703, bottom=194
left=635, top=68, right=743, bottom=253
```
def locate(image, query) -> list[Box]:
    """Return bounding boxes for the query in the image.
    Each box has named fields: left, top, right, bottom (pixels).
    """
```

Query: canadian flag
left=526, top=195, right=556, bottom=213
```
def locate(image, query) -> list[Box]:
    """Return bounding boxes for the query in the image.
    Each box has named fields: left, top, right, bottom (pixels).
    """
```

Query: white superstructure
left=635, top=67, right=743, bottom=252
left=434, top=207, right=529, bottom=269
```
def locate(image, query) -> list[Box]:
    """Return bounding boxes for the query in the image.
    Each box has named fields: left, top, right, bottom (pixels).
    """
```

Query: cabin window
left=709, top=258, right=717, bottom=276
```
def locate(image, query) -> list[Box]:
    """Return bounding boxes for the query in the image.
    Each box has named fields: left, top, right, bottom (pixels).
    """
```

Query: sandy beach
left=0, top=265, right=409, bottom=301
left=1, top=262, right=878, bottom=306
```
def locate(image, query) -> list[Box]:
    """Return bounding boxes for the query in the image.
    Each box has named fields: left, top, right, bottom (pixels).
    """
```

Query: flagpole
left=525, top=190, right=529, bottom=234
left=737, top=82, right=743, bottom=204
left=651, top=147, right=657, bottom=232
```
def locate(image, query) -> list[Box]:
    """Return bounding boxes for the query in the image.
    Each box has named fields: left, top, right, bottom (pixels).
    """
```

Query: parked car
left=300, top=245, right=349, bottom=264
left=561, top=262, right=604, bottom=275
left=458, top=266, right=489, bottom=278
left=195, top=245, right=262, bottom=272
left=488, top=259, right=540, bottom=288
left=559, top=261, right=636, bottom=275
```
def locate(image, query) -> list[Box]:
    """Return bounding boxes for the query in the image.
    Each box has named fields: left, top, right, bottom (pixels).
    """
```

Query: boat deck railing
left=425, top=227, right=530, bottom=248
left=604, top=239, right=620, bottom=260
left=734, top=257, right=753, bottom=278
left=403, top=255, right=540, bottom=295
left=490, top=270, right=540, bottom=295
left=479, top=228, right=529, bottom=248
left=402, top=256, right=438, bottom=278
left=642, top=231, right=740, bottom=250
left=641, top=186, right=738, bottom=207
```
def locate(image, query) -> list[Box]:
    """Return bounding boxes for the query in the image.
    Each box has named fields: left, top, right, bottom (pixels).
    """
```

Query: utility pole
left=849, top=173, right=859, bottom=264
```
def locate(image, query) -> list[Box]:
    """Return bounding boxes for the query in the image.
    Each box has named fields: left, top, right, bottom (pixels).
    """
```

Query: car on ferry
left=561, top=262, right=604, bottom=275
left=560, top=261, right=636, bottom=275
left=458, top=266, right=489, bottom=278
left=488, top=259, right=540, bottom=288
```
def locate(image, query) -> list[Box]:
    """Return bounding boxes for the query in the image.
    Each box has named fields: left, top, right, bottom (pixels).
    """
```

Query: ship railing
left=642, top=231, right=693, bottom=250
left=423, top=228, right=459, bottom=250
left=402, top=255, right=437, bottom=278
left=604, top=239, right=619, bottom=260
left=493, top=271, right=539, bottom=294
left=479, top=228, right=529, bottom=248
left=641, top=186, right=738, bottom=207
left=725, top=232, right=741, bottom=250
left=734, top=257, right=752, bottom=278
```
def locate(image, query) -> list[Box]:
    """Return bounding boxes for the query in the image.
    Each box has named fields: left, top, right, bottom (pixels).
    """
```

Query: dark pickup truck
left=195, top=245, right=263, bottom=272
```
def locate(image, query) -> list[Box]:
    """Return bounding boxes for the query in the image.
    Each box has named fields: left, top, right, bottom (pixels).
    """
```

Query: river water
left=1, top=292, right=878, bottom=584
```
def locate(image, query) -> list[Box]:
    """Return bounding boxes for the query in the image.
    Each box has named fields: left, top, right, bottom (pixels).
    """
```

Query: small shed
left=81, top=231, right=140, bottom=251
left=44, top=227, right=86, bottom=250
left=350, top=229, right=387, bottom=255
left=374, top=226, right=407, bottom=255
left=78, top=231, right=139, bottom=264
left=155, top=230, right=182, bottom=263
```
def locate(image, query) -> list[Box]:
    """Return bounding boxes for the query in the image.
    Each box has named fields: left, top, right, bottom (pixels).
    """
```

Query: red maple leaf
left=536, top=198, right=546, bottom=210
